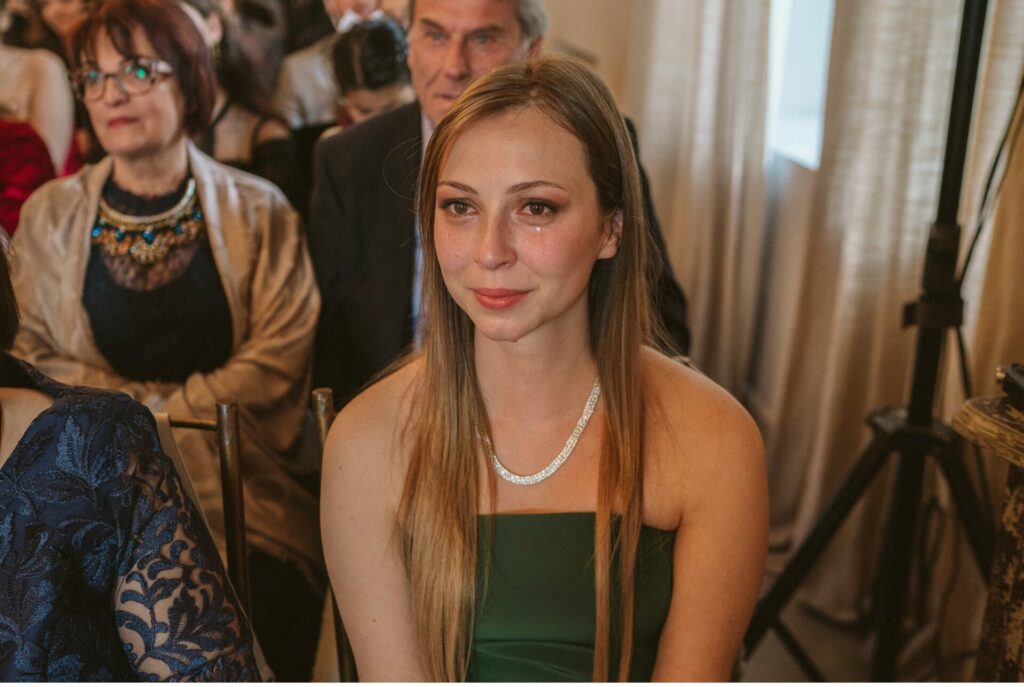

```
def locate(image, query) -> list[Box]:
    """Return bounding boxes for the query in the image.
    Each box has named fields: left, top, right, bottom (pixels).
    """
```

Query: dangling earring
left=212, top=41, right=222, bottom=70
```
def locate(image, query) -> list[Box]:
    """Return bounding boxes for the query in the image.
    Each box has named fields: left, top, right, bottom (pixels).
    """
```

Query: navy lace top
left=0, top=356, right=258, bottom=681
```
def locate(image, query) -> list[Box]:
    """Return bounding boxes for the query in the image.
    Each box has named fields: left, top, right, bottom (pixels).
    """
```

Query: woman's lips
left=472, top=288, right=528, bottom=310
left=106, top=117, right=137, bottom=128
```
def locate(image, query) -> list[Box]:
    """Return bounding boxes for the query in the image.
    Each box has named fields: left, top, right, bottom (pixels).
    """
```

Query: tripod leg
left=773, top=619, right=828, bottom=681
left=935, top=440, right=994, bottom=577
left=744, top=431, right=893, bottom=653
left=870, top=448, right=927, bottom=680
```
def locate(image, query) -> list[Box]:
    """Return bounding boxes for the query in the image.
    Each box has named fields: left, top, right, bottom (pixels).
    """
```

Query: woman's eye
left=126, top=60, right=152, bottom=81
left=440, top=200, right=472, bottom=216
left=523, top=201, right=556, bottom=217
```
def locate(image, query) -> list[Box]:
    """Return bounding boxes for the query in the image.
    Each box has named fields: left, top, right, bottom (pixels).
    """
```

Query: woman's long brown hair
left=400, top=55, right=658, bottom=681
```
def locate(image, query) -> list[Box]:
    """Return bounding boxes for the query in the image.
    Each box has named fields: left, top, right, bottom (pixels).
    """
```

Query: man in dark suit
left=309, top=0, right=690, bottom=409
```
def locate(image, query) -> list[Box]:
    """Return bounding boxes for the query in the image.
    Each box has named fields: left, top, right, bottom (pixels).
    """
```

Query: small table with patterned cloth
left=952, top=396, right=1024, bottom=680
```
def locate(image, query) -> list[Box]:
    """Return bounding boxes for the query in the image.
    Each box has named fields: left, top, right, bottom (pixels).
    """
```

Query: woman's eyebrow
left=438, top=180, right=477, bottom=193
left=438, top=181, right=570, bottom=194
left=509, top=180, right=568, bottom=193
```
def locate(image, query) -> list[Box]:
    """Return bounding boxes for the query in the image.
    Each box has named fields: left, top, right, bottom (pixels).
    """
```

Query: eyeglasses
left=71, top=57, right=174, bottom=102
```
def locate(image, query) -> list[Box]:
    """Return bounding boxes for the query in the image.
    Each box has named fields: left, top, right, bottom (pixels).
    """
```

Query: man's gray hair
left=407, top=0, right=549, bottom=42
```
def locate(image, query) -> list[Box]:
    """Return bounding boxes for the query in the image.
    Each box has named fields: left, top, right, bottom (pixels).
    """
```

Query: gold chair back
left=167, top=401, right=251, bottom=613
left=312, top=387, right=358, bottom=682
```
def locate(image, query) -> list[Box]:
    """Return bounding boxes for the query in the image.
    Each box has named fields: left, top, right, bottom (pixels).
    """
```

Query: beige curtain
left=758, top=0, right=1024, bottom=676
left=773, top=0, right=962, bottom=615
left=624, top=0, right=772, bottom=393
left=967, top=84, right=1024, bottom=408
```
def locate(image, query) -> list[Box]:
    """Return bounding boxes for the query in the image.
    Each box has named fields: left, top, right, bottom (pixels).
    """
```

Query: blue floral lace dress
left=0, top=356, right=259, bottom=681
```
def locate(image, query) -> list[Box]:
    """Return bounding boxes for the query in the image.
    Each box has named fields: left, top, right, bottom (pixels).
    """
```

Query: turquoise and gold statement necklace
left=91, top=178, right=204, bottom=265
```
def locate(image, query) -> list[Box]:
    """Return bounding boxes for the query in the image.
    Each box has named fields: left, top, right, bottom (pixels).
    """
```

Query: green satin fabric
left=469, top=512, right=676, bottom=682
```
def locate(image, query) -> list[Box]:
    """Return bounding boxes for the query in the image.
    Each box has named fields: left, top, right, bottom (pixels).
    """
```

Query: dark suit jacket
left=308, top=101, right=689, bottom=408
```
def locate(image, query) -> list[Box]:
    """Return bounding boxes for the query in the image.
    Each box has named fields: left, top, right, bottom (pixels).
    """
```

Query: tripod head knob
left=997, top=364, right=1024, bottom=411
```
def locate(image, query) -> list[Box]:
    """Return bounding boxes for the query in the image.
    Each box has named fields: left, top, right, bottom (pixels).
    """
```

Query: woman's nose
left=99, top=73, right=129, bottom=105
left=474, top=214, right=516, bottom=270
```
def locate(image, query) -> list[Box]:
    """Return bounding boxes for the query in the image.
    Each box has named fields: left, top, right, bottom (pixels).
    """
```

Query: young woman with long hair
left=322, top=55, right=768, bottom=682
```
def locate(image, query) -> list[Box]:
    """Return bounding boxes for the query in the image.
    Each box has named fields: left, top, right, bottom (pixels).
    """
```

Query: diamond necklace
left=483, top=378, right=601, bottom=486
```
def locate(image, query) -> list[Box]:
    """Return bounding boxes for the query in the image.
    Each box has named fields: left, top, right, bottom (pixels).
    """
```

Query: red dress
left=0, top=120, right=56, bottom=235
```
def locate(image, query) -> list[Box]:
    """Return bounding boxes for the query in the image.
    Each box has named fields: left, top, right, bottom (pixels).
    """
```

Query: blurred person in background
left=273, top=0, right=379, bottom=131
left=3, top=0, right=99, bottom=172
left=180, top=0, right=300, bottom=210
left=284, top=0, right=331, bottom=54
left=0, top=104, right=56, bottom=235
left=0, top=0, right=74, bottom=172
left=228, top=0, right=287, bottom=93
left=277, top=0, right=382, bottom=220
left=37, top=0, right=100, bottom=169
left=1, top=0, right=63, bottom=55
left=12, top=0, right=323, bottom=679
left=37, top=0, right=90, bottom=58
left=323, top=15, right=413, bottom=135
left=377, top=0, right=406, bottom=23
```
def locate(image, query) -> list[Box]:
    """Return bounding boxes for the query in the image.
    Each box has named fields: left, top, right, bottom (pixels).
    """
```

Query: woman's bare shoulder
left=643, top=349, right=755, bottom=427
left=0, top=386, right=54, bottom=421
left=0, top=386, right=54, bottom=467
left=253, top=117, right=289, bottom=145
left=641, top=349, right=766, bottom=523
left=322, top=358, right=423, bottom=503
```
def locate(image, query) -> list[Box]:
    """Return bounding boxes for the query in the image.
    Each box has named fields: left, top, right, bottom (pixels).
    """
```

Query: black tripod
left=743, top=0, right=996, bottom=680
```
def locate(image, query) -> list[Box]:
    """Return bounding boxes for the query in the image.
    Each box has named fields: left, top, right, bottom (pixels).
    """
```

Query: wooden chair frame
left=312, top=387, right=358, bottom=682
left=167, top=401, right=251, bottom=613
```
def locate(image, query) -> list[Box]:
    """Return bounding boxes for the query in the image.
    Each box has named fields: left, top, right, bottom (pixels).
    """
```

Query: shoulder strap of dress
left=199, top=97, right=234, bottom=155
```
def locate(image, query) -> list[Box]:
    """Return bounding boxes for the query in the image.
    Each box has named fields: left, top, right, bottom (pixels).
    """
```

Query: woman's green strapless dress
left=469, top=512, right=676, bottom=682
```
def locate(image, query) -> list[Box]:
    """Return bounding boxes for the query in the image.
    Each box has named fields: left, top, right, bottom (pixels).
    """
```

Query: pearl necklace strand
left=483, top=378, right=601, bottom=486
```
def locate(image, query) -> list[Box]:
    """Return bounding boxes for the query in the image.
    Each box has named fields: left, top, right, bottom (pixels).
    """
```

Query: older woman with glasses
left=0, top=219, right=259, bottom=683
left=12, top=0, right=323, bottom=679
